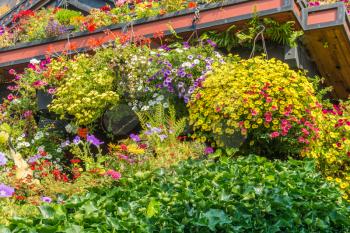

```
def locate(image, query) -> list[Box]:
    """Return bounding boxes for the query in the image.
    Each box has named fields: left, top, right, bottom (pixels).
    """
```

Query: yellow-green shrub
left=303, top=102, right=350, bottom=201
left=48, top=49, right=119, bottom=125
left=188, top=56, right=319, bottom=158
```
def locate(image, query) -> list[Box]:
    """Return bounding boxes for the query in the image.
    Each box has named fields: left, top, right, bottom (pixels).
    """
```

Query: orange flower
left=77, top=128, right=88, bottom=139
left=188, top=2, right=197, bottom=8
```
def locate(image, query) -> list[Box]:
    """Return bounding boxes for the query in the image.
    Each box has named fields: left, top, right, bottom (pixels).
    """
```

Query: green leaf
left=39, top=205, right=56, bottom=219
left=146, top=199, right=160, bottom=218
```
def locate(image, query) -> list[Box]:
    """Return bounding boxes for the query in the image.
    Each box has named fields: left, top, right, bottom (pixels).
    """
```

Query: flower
left=204, top=147, right=214, bottom=154
left=42, top=196, right=52, bottom=203
left=28, top=154, right=42, bottom=164
left=0, top=184, right=14, bottom=198
left=87, top=134, right=104, bottom=146
left=130, top=133, right=141, bottom=142
left=188, top=2, right=197, bottom=8
left=106, top=170, right=122, bottom=180
left=73, top=136, right=81, bottom=145
left=270, top=132, right=280, bottom=138
left=87, top=23, right=96, bottom=32
left=30, top=58, right=40, bottom=65
left=70, top=159, right=81, bottom=164
left=0, top=152, right=7, bottom=166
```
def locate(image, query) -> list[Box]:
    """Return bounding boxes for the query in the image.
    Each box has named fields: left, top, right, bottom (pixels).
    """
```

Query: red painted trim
left=307, top=9, right=338, bottom=25
left=0, top=0, right=284, bottom=65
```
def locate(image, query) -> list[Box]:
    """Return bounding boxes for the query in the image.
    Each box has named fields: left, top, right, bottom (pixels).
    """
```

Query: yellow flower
left=326, top=176, right=333, bottom=181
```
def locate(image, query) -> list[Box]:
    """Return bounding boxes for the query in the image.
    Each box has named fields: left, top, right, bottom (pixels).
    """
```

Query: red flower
left=120, top=144, right=128, bottom=151
left=87, top=23, right=96, bottom=32
left=70, top=159, right=81, bottom=164
left=100, top=5, right=111, bottom=12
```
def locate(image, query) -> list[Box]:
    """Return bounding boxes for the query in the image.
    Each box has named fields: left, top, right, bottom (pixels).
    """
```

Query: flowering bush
left=47, top=49, right=119, bottom=125
left=189, top=56, right=320, bottom=158
left=303, top=102, right=350, bottom=201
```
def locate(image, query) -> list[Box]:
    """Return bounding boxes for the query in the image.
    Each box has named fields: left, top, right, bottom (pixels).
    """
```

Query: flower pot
left=37, top=90, right=53, bottom=111
left=102, top=104, right=139, bottom=137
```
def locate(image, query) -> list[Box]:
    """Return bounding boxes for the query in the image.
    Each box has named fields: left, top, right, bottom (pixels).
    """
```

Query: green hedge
left=3, top=156, right=350, bottom=232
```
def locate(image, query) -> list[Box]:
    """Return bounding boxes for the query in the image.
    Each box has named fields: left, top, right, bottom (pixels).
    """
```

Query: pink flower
left=8, top=69, right=16, bottom=75
left=301, top=128, right=310, bottom=136
left=106, top=170, right=122, bottom=180
left=23, top=110, right=32, bottom=118
left=264, top=112, right=272, bottom=123
left=266, top=97, right=272, bottom=103
left=118, top=154, right=129, bottom=160
left=48, top=88, right=56, bottom=94
left=281, top=119, right=288, bottom=126
left=270, top=131, right=280, bottom=138
left=32, top=80, right=47, bottom=88
left=298, top=137, right=305, bottom=143
left=251, top=109, right=258, bottom=116
left=7, top=94, right=14, bottom=101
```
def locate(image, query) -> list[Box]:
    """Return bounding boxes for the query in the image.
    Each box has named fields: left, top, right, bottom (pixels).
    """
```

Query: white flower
left=65, top=124, right=73, bottom=133
left=194, top=59, right=200, bottom=65
left=182, top=62, right=192, bottom=68
left=141, top=106, right=150, bottom=111
left=30, top=58, right=40, bottom=64
left=46, top=154, right=52, bottom=159
left=24, top=142, right=30, bottom=147
left=163, top=103, right=169, bottom=108
left=156, top=95, right=164, bottom=101
left=17, top=136, right=23, bottom=141
left=56, top=148, right=62, bottom=153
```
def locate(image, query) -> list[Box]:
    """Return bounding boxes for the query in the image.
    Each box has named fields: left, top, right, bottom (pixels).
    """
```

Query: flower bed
left=0, top=1, right=349, bottom=230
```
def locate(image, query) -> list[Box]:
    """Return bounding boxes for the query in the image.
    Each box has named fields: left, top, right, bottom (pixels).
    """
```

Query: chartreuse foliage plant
left=3, top=156, right=350, bottom=232
left=189, top=56, right=320, bottom=158
left=303, top=102, right=350, bottom=202
left=47, top=48, right=119, bottom=125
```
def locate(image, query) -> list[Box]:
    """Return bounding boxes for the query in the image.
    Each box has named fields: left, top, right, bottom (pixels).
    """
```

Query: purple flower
left=204, top=147, right=214, bottom=155
left=183, top=41, right=190, bottom=48
left=130, top=133, right=141, bottom=142
left=0, top=184, right=15, bottom=198
left=28, top=154, right=42, bottom=164
left=159, top=134, right=168, bottom=141
left=0, top=153, right=7, bottom=166
left=207, top=39, right=217, bottom=47
left=87, top=134, right=104, bottom=146
left=42, top=196, right=52, bottom=203
left=73, top=136, right=81, bottom=145
left=160, top=44, right=171, bottom=51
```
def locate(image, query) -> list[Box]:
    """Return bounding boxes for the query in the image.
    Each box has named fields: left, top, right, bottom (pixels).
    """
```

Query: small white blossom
left=30, top=58, right=40, bottom=64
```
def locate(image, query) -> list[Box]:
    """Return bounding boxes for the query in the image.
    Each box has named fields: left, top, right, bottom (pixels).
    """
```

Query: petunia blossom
left=0, top=184, right=15, bottom=198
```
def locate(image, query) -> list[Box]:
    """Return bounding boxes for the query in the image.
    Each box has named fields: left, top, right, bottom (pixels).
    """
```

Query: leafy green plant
left=55, top=9, right=81, bottom=25
left=201, top=16, right=303, bottom=51
left=3, top=155, right=350, bottom=232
